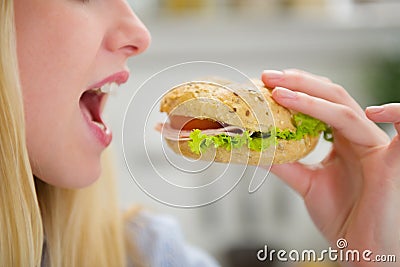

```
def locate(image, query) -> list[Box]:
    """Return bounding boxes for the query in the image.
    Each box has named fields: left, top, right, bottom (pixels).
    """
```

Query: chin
left=69, top=168, right=101, bottom=188
left=34, top=159, right=102, bottom=189
left=67, top=163, right=102, bottom=189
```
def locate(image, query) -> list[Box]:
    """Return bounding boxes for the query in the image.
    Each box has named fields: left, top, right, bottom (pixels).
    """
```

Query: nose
left=105, top=1, right=151, bottom=57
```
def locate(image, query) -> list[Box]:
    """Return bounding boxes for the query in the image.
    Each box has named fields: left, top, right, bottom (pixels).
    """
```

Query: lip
left=80, top=70, right=130, bottom=148
left=82, top=108, right=113, bottom=148
left=86, top=70, right=130, bottom=90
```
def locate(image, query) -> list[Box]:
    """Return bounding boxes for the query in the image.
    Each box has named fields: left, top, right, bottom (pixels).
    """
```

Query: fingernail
left=275, top=87, right=297, bottom=99
left=263, top=70, right=284, bottom=80
left=367, top=106, right=385, bottom=114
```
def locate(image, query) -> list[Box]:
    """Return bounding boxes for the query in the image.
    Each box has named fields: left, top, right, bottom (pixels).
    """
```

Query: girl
left=2, top=0, right=217, bottom=266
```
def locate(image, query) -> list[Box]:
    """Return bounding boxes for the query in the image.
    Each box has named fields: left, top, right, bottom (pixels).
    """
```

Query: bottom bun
left=165, top=135, right=319, bottom=165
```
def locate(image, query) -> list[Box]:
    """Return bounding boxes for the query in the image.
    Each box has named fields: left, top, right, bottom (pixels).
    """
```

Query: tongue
left=80, top=100, right=93, bottom=121
left=79, top=91, right=103, bottom=124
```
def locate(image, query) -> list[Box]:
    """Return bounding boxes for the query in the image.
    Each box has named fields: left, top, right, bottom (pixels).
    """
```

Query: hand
left=262, top=69, right=400, bottom=266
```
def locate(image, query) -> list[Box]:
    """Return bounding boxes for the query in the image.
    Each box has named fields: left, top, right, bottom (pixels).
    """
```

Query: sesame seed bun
left=159, top=79, right=319, bottom=165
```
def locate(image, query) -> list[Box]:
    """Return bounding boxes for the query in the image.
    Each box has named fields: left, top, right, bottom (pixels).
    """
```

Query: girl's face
left=14, top=0, right=150, bottom=188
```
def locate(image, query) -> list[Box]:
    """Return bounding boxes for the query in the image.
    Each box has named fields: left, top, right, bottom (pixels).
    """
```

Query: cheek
left=15, top=0, right=101, bottom=91
left=23, top=80, right=102, bottom=188
left=15, top=1, right=105, bottom=188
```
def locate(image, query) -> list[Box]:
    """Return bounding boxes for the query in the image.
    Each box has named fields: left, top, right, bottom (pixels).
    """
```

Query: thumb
left=366, top=103, right=400, bottom=166
left=366, top=103, right=400, bottom=134
left=271, top=162, right=313, bottom=198
left=386, top=136, right=400, bottom=169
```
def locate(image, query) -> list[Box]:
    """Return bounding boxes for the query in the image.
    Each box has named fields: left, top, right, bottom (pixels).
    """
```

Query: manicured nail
left=366, top=106, right=385, bottom=114
left=263, top=70, right=284, bottom=80
left=275, top=87, right=297, bottom=99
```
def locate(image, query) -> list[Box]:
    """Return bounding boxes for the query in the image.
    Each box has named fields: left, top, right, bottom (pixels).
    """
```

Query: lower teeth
left=93, top=121, right=106, bottom=131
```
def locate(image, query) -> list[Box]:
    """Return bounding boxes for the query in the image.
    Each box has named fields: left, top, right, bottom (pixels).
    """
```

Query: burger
left=156, top=79, right=331, bottom=165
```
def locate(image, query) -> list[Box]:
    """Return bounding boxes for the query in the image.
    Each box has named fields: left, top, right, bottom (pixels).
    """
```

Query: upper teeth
left=98, top=82, right=119, bottom=93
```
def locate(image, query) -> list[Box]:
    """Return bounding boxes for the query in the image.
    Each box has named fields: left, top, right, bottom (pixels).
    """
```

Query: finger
left=272, top=87, right=388, bottom=147
left=262, top=69, right=365, bottom=117
left=284, top=68, right=332, bottom=83
left=270, top=162, right=313, bottom=198
left=366, top=104, right=400, bottom=165
left=366, top=103, right=400, bottom=134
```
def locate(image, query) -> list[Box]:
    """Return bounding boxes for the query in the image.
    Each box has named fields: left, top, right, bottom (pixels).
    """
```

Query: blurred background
left=106, top=0, right=400, bottom=266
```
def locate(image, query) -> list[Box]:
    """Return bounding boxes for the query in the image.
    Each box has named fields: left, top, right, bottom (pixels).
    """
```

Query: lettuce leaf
left=188, top=113, right=331, bottom=154
left=292, top=113, right=328, bottom=138
left=188, top=129, right=213, bottom=154
left=188, top=129, right=276, bottom=154
left=248, top=136, right=276, bottom=152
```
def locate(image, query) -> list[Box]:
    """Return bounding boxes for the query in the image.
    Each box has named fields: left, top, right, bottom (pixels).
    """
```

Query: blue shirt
left=41, top=211, right=220, bottom=267
left=127, top=211, right=220, bottom=267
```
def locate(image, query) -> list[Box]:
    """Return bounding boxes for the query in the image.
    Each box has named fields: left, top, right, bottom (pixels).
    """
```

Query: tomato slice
left=169, top=115, right=222, bottom=131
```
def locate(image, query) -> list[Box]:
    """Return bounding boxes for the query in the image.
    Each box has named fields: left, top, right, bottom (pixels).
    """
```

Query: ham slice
left=155, top=122, right=248, bottom=141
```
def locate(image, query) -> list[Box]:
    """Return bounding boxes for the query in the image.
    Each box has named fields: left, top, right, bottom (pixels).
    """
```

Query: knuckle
left=341, top=106, right=358, bottom=121
left=386, top=103, right=400, bottom=118
left=331, top=84, right=348, bottom=98
left=302, top=92, right=314, bottom=106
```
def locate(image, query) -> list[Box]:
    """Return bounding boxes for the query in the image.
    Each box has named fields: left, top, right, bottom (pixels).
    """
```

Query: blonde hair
left=35, top=151, right=135, bottom=267
left=0, top=0, right=43, bottom=265
left=0, top=0, right=143, bottom=266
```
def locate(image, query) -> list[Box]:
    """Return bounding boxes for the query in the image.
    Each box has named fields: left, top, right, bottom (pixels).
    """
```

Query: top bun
left=160, top=79, right=296, bottom=133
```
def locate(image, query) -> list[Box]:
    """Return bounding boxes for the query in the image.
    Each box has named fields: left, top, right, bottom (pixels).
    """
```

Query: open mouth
left=79, top=82, right=118, bottom=146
